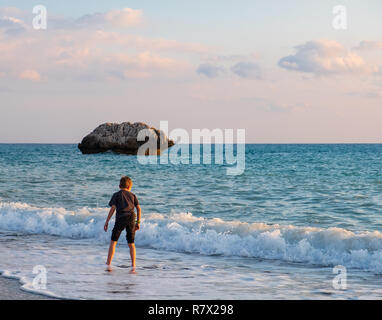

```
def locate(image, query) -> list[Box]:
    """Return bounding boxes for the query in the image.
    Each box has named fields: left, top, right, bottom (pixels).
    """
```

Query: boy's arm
left=135, top=205, right=141, bottom=230
left=104, top=205, right=116, bottom=232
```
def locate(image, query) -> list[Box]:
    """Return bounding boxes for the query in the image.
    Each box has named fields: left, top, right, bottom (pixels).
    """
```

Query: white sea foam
left=0, top=269, right=63, bottom=299
left=1, top=201, right=382, bottom=273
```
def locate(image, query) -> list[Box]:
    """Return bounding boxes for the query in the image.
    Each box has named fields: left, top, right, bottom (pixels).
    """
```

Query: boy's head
left=119, top=176, right=133, bottom=190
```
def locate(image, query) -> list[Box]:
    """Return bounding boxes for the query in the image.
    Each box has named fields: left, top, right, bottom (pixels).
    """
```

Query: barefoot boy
left=104, top=176, right=141, bottom=271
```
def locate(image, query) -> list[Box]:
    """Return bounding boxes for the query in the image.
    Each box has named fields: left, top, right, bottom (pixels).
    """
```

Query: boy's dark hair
left=119, top=176, right=133, bottom=189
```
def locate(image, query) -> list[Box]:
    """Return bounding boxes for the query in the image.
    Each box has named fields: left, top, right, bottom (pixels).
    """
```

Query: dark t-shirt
left=109, top=190, right=139, bottom=219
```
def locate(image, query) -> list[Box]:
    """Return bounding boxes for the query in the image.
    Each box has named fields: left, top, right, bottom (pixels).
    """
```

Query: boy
left=104, top=176, right=141, bottom=271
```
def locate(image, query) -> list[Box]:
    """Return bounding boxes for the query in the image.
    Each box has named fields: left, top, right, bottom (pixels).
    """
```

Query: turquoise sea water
left=1, top=144, right=382, bottom=299
left=1, top=144, right=382, bottom=231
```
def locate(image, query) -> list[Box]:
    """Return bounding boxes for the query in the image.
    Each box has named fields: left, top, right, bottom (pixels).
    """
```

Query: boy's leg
left=106, top=241, right=117, bottom=266
left=126, top=214, right=136, bottom=268
left=128, top=243, right=136, bottom=268
left=107, top=219, right=124, bottom=268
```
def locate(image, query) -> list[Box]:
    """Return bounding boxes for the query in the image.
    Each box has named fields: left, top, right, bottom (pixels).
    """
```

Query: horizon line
left=1, top=142, right=382, bottom=145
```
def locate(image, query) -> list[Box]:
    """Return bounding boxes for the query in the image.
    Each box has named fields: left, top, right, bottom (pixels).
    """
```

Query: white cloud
left=76, top=8, right=143, bottom=28
left=278, top=40, right=377, bottom=75
left=0, top=7, right=204, bottom=81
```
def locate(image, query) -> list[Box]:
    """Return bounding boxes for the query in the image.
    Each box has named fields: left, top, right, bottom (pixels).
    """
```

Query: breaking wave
left=1, top=201, right=382, bottom=273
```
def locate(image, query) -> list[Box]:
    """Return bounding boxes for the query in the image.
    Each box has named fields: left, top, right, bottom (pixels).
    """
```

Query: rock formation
left=78, top=122, right=174, bottom=155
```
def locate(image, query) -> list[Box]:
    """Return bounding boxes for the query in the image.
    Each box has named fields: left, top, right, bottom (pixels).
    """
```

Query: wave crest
left=1, top=202, right=382, bottom=272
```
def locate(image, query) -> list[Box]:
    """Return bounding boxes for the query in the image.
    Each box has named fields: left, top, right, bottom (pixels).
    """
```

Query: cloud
left=43, top=45, right=189, bottom=81
left=0, top=15, right=27, bottom=35
left=19, top=69, right=41, bottom=81
left=231, top=62, right=261, bottom=79
left=0, top=7, right=213, bottom=82
left=0, top=7, right=206, bottom=81
left=278, top=40, right=376, bottom=75
left=91, top=31, right=209, bottom=54
left=354, top=41, right=382, bottom=51
left=196, top=55, right=262, bottom=79
left=196, top=63, right=225, bottom=78
left=76, top=8, right=143, bottom=28
left=103, top=51, right=188, bottom=79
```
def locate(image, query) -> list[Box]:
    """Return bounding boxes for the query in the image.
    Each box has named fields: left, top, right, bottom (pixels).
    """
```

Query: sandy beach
left=0, top=276, right=57, bottom=300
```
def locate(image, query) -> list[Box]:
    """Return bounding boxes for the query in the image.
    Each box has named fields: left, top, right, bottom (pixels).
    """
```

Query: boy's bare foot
left=105, top=264, right=112, bottom=272
left=129, top=267, right=136, bottom=274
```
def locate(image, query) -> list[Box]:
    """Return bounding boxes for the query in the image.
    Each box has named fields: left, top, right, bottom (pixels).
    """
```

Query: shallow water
left=1, top=231, right=382, bottom=299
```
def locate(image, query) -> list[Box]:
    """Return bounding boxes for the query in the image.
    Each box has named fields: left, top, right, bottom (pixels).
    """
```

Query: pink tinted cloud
left=278, top=40, right=378, bottom=75
left=0, top=7, right=203, bottom=81
left=91, top=31, right=210, bottom=54
left=76, top=8, right=144, bottom=28
left=19, top=69, right=41, bottom=81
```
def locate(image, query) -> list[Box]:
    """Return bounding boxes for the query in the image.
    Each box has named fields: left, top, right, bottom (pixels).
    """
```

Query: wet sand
left=0, top=276, right=57, bottom=300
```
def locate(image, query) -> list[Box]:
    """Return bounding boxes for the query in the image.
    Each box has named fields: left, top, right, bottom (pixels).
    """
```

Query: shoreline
left=0, top=276, right=60, bottom=300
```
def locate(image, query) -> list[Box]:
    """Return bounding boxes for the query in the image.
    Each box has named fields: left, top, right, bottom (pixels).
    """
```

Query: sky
left=0, top=0, right=382, bottom=143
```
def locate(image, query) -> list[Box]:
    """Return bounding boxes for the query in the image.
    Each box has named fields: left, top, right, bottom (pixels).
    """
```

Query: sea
left=0, top=143, right=382, bottom=299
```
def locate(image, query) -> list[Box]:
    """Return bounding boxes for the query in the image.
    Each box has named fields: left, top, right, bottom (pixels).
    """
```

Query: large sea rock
left=78, top=122, right=175, bottom=155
